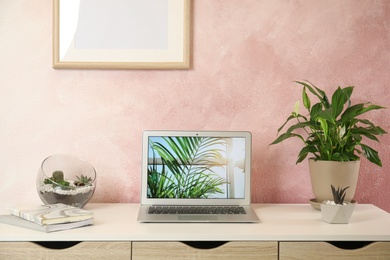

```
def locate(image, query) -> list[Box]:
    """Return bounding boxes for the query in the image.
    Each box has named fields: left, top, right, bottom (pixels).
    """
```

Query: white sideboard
left=1, top=203, right=390, bottom=259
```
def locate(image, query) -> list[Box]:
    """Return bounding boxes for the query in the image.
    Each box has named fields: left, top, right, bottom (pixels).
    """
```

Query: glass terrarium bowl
left=36, top=154, right=96, bottom=208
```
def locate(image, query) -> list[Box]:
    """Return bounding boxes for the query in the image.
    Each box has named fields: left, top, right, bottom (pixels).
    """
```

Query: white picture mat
left=60, top=0, right=182, bottom=62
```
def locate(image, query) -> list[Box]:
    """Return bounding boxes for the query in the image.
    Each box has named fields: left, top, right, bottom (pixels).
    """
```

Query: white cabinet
left=1, top=204, right=390, bottom=260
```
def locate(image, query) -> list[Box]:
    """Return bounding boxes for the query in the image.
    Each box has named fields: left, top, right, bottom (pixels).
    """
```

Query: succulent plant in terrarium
left=43, top=171, right=93, bottom=189
left=74, top=174, right=93, bottom=187
left=330, top=185, right=350, bottom=205
left=43, top=170, right=71, bottom=189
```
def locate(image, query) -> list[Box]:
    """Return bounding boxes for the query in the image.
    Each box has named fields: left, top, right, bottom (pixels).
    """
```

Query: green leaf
left=149, top=137, right=229, bottom=198
left=357, top=104, right=386, bottom=116
left=341, top=103, right=385, bottom=124
left=270, top=132, right=305, bottom=145
left=317, top=118, right=328, bottom=139
left=331, top=86, right=353, bottom=118
left=309, top=102, right=323, bottom=119
left=340, top=103, right=365, bottom=123
left=296, top=146, right=318, bottom=164
left=302, top=87, right=311, bottom=110
left=360, top=143, right=382, bottom=167
left=317, top=108, right=335, bottom=124
left=285, top=121, right=313, bottom=134
left=295, top=81, right=329, bottom=107
left=276, top=114, right=307, bottom=133
left=350, top=127, right=381, bottom=142
left=331, top=185, right=350, bottom=204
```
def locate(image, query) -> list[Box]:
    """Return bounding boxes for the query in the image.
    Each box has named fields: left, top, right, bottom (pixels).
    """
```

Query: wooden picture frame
left=53, top=0, right=191, bottom=69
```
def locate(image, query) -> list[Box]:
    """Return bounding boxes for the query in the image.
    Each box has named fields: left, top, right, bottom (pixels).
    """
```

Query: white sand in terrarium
left=39, top=182, right=94, bottom=195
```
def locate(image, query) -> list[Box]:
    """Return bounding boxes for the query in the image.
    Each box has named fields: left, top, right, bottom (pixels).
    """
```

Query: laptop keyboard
left=148, top=206, right=246, bottom=215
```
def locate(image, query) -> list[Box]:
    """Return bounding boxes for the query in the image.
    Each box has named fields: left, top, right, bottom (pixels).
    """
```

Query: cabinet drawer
left=279, top=241, right=390, bottom=260
left=132, top=241, right=277, bottom=260
left=0, top=241, right=131, bottom=260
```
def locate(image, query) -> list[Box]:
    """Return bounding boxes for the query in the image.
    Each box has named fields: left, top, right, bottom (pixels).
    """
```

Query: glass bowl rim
left=40, top=153, right=97, bottom=186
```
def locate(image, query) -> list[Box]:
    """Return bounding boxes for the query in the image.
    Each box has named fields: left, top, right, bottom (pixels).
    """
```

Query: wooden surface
left=0, top=241, right=131, bottom=260
left=132, top=241, right=277, bottom=260
left=279, top=241, right=390, bottom=260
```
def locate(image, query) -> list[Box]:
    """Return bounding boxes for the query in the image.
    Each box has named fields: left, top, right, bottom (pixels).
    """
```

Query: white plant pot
left=309, top=159, right=360, bottom=204
left=321, top=202, right=356, bottom=224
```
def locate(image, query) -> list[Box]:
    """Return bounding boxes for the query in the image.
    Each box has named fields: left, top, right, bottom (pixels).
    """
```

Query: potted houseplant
left=321, top=185, right=356, bottom=224
left=270, top=81, right=386, bottom=205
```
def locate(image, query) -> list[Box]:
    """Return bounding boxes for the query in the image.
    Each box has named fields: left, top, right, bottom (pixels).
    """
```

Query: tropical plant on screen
left=147, top=136, right=228, bottom=198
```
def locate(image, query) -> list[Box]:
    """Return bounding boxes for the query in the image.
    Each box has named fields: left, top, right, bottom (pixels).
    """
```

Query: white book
left=10, top=203, right=93, bottom=225
left=0, top=215, right=93, bottom=233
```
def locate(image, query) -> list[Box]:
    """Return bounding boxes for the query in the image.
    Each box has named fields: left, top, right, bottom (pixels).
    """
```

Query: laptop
left=137, top=130, right=259, bottom=223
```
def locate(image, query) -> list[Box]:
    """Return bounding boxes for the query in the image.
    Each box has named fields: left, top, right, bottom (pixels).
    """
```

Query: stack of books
left=0, top=203, right=93, bottom=232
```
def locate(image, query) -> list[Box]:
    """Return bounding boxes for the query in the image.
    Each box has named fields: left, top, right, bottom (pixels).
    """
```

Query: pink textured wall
left=1, top=0, right=389, bottom=213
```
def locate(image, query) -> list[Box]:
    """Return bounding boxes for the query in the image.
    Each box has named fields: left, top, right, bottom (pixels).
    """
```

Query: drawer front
left=132, top=241, right=277, bottom=260
left=0, top=241, right=131, bottom=260
left=279, top=241, right=390, bottom=260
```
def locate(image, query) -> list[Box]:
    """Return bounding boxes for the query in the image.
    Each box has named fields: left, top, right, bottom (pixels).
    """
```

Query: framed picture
left=53, top=0, right=191, bottom=69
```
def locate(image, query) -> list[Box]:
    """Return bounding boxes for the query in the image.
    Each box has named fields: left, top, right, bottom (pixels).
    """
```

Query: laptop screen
left=141, top=131, right=252, bottom=205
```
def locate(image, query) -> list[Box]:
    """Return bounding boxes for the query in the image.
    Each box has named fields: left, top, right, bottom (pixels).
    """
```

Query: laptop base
left=137, top=205, right=260, bottom=223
